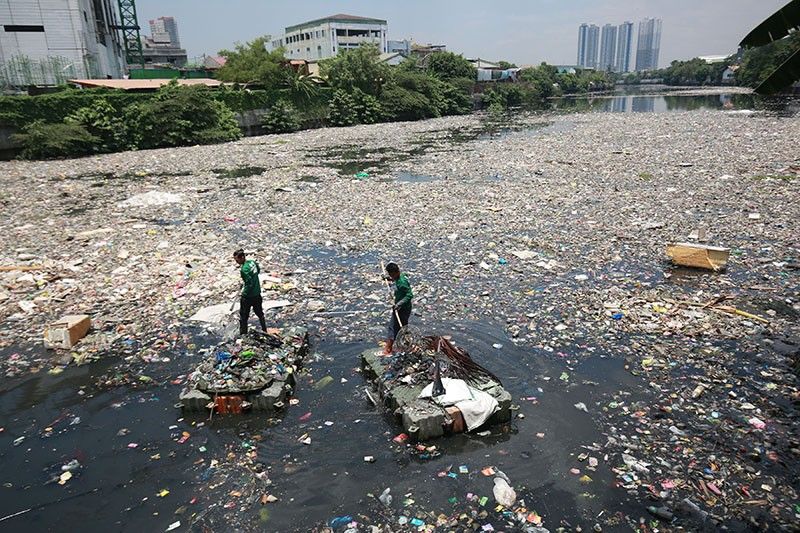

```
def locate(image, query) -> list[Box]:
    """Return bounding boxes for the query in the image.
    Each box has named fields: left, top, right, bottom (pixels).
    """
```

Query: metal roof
left=68, top=78, right=222, bottom=90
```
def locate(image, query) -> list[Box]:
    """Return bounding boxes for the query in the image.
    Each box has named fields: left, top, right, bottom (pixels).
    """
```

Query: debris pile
left=180, top=327, right=309, bottom=413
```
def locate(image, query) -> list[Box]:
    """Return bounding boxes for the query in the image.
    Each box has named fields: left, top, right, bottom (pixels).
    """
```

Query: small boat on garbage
left=361, top=334, right=512, bottom=441
left=179, top=326, right=309, bottom=414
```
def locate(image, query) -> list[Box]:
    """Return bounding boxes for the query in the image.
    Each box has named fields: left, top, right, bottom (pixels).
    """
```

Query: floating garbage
left=179, top=327, right=309, bottom=414
left=362, top=334, right=511, bottom=441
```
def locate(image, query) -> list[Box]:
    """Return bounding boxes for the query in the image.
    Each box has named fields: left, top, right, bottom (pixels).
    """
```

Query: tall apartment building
left=598, top=24, right=617, bottom=71
left=635, top=17, right=662, bottom=71
left=615, top=21, right=634, bottom=73
left=269, top=14, right=388, bottom=61
left=149, top=16, right=180, bottom=47
left=576, top=23, right=599, bottom=69
left=0, top=0, right=126, bottom=86
left=143, top=15, right=186, bottom=67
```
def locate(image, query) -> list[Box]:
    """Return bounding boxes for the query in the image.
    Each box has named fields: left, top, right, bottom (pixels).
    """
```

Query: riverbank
left=0, top=104, right=798, bottom=531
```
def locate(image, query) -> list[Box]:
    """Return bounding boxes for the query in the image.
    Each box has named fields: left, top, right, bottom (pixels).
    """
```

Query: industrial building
left=0, top=0, right=127, bottom=87
left=268, top=14, right=388, bottom=61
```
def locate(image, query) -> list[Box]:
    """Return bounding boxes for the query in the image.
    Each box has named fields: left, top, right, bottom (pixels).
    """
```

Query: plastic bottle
left=678, top=498, right=709, bottom=522
left=647, top=506, right=674, bottom=520
left=493, top=477, right=517, bottom=508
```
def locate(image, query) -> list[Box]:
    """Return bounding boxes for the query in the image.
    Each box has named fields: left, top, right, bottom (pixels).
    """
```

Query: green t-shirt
left=240, top=259, right=261, bottom=298
left=394, top=273, right=413, bottom=311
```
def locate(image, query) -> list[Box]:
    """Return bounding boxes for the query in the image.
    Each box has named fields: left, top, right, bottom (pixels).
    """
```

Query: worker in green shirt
left=233, top=249, right=267, bottom=335
left=384, top=262, right=413, bottom=354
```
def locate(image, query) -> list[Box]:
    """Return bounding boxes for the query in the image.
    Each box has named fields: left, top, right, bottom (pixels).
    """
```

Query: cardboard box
left=446, top=406, right=466, bottom=434
left=44, top=315, right=91, bottom=349
left=666, top=242, right=730, bottom=271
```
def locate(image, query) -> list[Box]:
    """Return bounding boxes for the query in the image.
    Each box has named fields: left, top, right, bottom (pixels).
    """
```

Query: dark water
left=0, top=321, right=646, bottom=532
left=551, top=91, right=799, bottom=116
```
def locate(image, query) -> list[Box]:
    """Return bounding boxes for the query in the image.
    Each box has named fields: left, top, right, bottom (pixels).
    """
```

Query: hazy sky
left=135, top=0, right=787, bottom=67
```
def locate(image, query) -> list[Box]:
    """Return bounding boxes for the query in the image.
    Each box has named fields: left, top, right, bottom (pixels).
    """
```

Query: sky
left=135, top=0, right=787, bottom=67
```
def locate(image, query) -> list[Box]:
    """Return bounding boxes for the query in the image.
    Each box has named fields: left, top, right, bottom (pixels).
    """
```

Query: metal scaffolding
left=114, top=0, right=144, bottom=68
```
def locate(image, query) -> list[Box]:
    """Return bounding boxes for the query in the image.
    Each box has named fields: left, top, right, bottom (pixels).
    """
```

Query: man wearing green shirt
left=233, top=249, right=267, bottom=335
left=384, top=262, right=413, bottom=354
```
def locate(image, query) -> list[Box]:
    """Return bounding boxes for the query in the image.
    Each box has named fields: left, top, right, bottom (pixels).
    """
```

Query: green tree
left=497, top=60, right=517, bottom=69
left=281, top=72, right=323, bottom=106
left=328, top=89, right=358, bottom=126
left=321, top=45, right=390, bottom=97
left=519, top=63, right=558, bottom=98
left=425, top=52, right=477, bottom=80
left=13, top=120, right=99, bottom=159
left=65, top=98, right=131, bottom=152
left=126, top=82, right=241, bottom=149
left=380, top=84, right=437, bottom=121
left=738, top=32, right=800, bottom=87
left=216, top=37, right=292, bottom=90
left=261, top=100, right=300, bottom=133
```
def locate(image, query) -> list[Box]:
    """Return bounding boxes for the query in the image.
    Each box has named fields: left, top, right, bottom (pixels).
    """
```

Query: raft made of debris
left=180, top=326, right=309, bottom=414
left=361, top=336, right=512, bottom=441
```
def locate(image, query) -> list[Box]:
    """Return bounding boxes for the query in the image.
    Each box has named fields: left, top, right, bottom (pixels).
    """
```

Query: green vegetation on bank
left=11, top=83, right=241, bottom=159
left=1, top=38, right=615, bottom=159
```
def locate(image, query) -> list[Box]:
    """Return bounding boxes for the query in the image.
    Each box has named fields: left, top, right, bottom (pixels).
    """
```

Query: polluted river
left=0, top=88, right=798, bottom=532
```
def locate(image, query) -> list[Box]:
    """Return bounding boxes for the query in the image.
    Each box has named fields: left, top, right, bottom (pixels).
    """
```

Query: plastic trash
left=647, top=506, right=674, bottom=520
left=314, top=376, right=334, bottom=390
left=493, top=477, right=517, bottom=507
left=678, top=498, right=709, bottom=522
left=378, top=487, right=392, bottom=506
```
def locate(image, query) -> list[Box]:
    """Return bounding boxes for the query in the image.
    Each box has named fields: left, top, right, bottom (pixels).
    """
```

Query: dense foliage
left=216, top=37, right=293, bottom=90
left=261, top=99, right=300, bottom=134
left=11, top=82, right=241, bottom=158
left=424, top=52, right=478, bottom=80
left=12, top=121, right=98, bottom=159
left=126, top=84, right=241, bottom=149
left=622, top=58, right=731, bottom=86
left=737, top=32, right=800, bottom=89
left=321, top=46, right=390, bottom=97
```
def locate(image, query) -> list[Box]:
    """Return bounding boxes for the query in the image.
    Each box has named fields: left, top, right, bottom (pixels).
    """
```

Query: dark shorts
left=388, top=306, right=412, bottom=339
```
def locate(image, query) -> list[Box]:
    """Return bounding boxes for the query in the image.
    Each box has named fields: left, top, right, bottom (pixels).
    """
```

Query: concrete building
left=269, top=14, right=387, bottom=61
left=387, top=39, right=411, bottom=56
left=615, top=21, right=634, bottom=73
left=635, top=17, right=662, bottom=71
left=0, top=0, right=126, bottom=86
left=577, top=23, right=599, bottom=69
left=598, top=24, right=617, bottom=72
left=142, top=15, right=186, bottom=67
left=149, top=16, right=179, bottom=47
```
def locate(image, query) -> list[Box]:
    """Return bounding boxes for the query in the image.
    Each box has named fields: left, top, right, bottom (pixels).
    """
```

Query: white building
left=269, top=14, right=388, bottom=61
left=0, top=0, right=126, bottom=86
